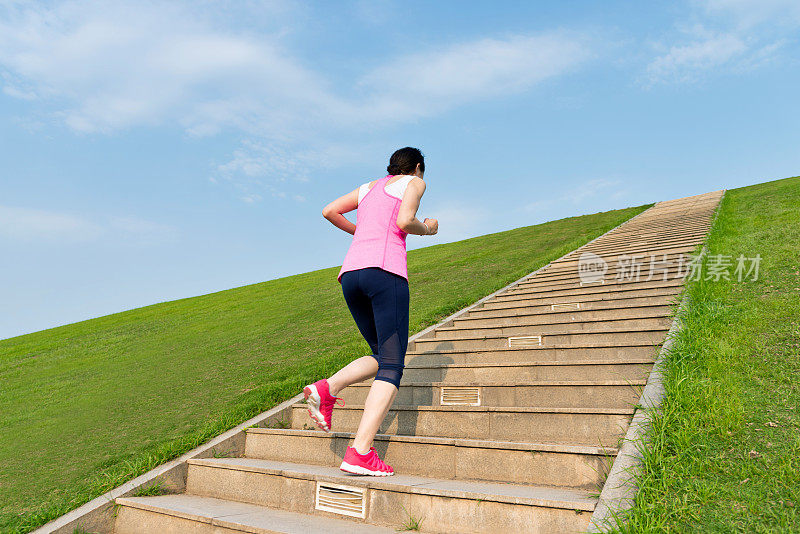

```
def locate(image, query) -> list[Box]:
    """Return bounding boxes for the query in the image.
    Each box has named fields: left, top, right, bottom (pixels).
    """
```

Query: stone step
left=597, top=222, right=710, bottom=236
left=604, top=214, right=710, bottom=223
left=410, top=327, right=668, bottom=351
left=507, top=272, right=688, bottom=294
left=490, top=278, right=684, bottom=302
left=572, top=235, right=708, bottom=256
left=617, top=204, right=713, bottom=214
left=437, top=311, right=671, bottom=336
left=624, top=209, right=713, bottom=219
left=608, top=213, right=712, bottom=223
left=400, top=359, right=653, bottom=382
left=637, top=199, right=718, bottom=208
left=500, top=276, right=686, bottom=299
left=182, top=458, right=597, bottom=533
left=528, top=251, right=691, bottom=272
left=458, top=303, right=674, bottom=326
left=592, top=224, right=711, bottom=238
left=108, top=191, right=724, bottom=534
left=115, top=494, right=394, bottom=534
left=478, top=286, right=681, bottom=310
left=599, top=218, right=709, bottom=226
left=547, top=244, right=697, bottom=267
left=603, top=213, right=711, bottom=224
left=338, top=379, right=645, bottom=408
left=244, top=428, right=615, bottom=490
left=290, top=404, right=632, bottom=445
left=405, top=344, right=659, bottom=365
left=560, top=240, right=704, bottom=258
left=621, top=220, right=708, bottom=229
left=579, top=233, right=708, bottom=251
left=586, top=237, right=705, bottom=251
left=424, top=317, right=671, bottom=342
left=533, top=254, right=696, bottom=279
left=519, top=263, right=692, bottom=286
left=583, top=223, right=710, bottom=238
left=583, top=225, right=710, bottom=239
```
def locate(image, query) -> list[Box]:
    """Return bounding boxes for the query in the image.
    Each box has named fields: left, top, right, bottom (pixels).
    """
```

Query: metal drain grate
left=440, top=386, right=481, bottom=406
left=508, top=335, right=542, bottom=348
left=315, top=482, right=366, bottom=518
left=551, top=302, right=581, bottom=311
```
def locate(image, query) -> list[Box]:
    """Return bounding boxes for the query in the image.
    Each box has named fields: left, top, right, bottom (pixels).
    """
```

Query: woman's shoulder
left=405, top=175, right=425, bottom=190
left=361, top=175, right=421, bottom=195
left=392, top=175, right=421, bottom=188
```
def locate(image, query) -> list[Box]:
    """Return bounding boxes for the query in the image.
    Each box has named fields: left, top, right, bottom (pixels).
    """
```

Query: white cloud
left=214, top=32, right=592, bottom=201
left=565, top=179, right=624, bottom=205
left=644, top=0, right=798, bottom=85
left=523, top=178, right=626, bottom=213
left=703, top=0, right=800, bottom=28
left=0, top=1, right=328, bottom=135
left=0, top=205, right=102, bottom=242
left=360, top=32, right=593, bottom=122
left=0, top=205, right=177, bottom=243
left=214, top=140, right=369, bottom=202
left=0, top=2, right=595, bottom=201
left=0, top=3, right=592, bottom=134
left=645, top=30, right=748, bottom=84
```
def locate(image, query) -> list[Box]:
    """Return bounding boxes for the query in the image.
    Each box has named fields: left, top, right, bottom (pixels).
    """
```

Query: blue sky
left=1, top=0, right=799, bottom=340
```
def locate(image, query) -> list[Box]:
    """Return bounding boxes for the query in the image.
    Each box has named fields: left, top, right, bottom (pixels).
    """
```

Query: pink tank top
left=338, top=175, right=409, bottom=282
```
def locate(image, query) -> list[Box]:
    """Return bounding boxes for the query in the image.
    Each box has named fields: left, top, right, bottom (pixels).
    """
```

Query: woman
left=303, top=147, right=438, bottom=476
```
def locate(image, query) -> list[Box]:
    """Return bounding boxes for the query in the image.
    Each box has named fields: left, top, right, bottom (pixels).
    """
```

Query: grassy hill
left=619, top=176, right=800, bottom=532
left=0, top=204, right=648, bottom=533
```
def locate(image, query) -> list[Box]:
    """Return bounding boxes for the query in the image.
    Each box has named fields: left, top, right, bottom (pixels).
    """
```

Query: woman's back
left=357, top=175, right=415, bottom=204
left=338, top=175, right=409, bottom=282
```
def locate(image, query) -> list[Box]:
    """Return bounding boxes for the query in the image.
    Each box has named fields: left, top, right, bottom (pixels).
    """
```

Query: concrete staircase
left=113, top=191, right=723, bottom=533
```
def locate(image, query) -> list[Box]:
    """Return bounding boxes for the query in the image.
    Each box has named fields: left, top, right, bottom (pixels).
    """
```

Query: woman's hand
left=422, top=218, right=438, bottom=235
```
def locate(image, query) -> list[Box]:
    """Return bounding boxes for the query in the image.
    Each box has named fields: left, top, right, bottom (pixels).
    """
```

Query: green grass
left=396, top=506, right=424, bottom=531
left=0, top=204, right=647, bottom=533
left=617, top=176, right=800, bottom=532
left=131, top=480, right=166, bottom=498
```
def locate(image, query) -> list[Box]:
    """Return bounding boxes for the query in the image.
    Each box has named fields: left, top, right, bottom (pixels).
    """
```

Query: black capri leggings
left=341, top=267, right=410, bottom=388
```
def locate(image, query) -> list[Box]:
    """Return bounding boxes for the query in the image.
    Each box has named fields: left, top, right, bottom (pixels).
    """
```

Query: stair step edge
left=186, top=458, right=598, bottom=511
left=290, top=403, right=635, bottom=415
left=404, top=358, right=656, bottom=368
left=245, top=428, right=619, bottom=456
left=344, top=379, right=649, bottom=387
left=115, top=494, right=394, bottom=533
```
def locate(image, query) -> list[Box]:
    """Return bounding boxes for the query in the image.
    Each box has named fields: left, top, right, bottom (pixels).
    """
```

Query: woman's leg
left=351, top=380, right=398, bottom=453
left=327, top=356, right=378, bottom=396
left=306, top=270, right=383, bottom=432
left=351, top=269, right=410, bottom=454
left=328, top=269, right=382, bottom=396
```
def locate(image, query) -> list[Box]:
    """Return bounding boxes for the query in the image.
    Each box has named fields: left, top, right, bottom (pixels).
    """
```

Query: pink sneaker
left=303, top=379, right=343, bottom=432
left=340, top=446, right=394, bottom=476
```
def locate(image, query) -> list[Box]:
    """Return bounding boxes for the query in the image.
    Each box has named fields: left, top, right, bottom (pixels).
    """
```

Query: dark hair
left=387, top=147, right=425, bottom=176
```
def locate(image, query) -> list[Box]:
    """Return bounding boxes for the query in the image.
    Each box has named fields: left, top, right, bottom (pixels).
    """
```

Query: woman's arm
left=322, top=187, right=360, bottom=235
left=397, top=178, right=438, bottom=236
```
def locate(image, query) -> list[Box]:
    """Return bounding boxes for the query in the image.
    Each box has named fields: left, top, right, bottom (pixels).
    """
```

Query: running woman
left=303, top=147, right=438, bottom=476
